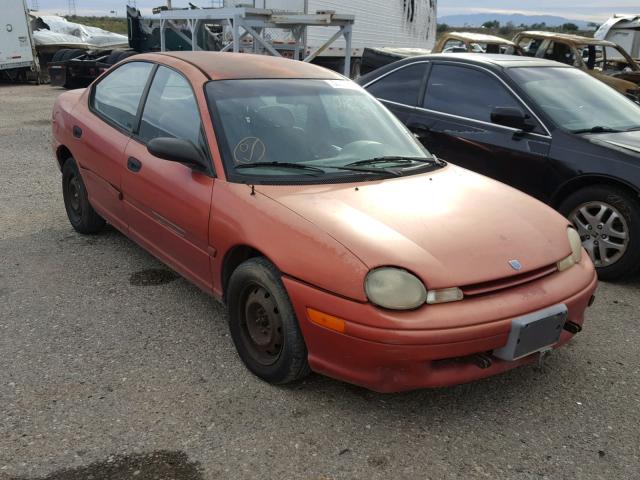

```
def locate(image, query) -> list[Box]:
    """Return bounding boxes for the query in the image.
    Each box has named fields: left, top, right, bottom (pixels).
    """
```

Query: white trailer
left=225, top=0, right=436, bottom=74
left=595, top=15, right=640, bottom=59
left=0, top=0, right=40, bottom=81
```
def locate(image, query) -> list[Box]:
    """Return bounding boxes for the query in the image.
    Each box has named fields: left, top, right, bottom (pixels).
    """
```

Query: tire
left=227, top=257, right=310, bottom=385
left=61, top=48, right=84, bottom=61
left=105, top=50, right=135, bottom=66
left=104, top=50, right=123, bottom=66
left=116, top=51, right=136, bottom=62
left=559, top=185, right=640, bottom=280
left=62, top=157, right=106, bottom=234
left=51, top=48, right=68, bottom=62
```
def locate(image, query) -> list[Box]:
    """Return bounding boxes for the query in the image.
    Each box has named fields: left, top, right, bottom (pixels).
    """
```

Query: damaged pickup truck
left=513, top=31, right=640, bottom=101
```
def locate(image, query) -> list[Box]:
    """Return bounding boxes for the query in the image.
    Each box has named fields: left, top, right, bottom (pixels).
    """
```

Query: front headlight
left=557, top=227, right=583, bottom=271
left=365, top=267, right=427, bottom=310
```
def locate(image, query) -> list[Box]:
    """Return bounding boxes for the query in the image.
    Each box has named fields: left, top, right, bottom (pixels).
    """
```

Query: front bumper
left=284, top=256, right=597, bottom=393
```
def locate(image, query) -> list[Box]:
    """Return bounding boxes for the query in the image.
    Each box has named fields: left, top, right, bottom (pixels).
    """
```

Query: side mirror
left=490, top=107, right=536, bottom=132
left=147, top=137, right=209, bottom=172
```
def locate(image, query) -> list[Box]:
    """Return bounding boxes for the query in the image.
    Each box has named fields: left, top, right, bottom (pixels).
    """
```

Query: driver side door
left=122, top=65, right=215, bottom=291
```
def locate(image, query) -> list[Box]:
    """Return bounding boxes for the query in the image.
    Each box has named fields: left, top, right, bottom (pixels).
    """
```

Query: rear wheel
left=51, top=48, right=68, bottom=62
left=559, top=185, right=640, bottom=280
left=227, top=257, right=310, bottom=385
left=61, top=48, right=84, bottom=61
left=62, top=158, right=105, bottom=234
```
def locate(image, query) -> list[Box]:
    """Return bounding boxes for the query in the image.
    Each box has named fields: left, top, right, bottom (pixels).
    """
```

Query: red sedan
left=52, top=52, right=597, bottom=392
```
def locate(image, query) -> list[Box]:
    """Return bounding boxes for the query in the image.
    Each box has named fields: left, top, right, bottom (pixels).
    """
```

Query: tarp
left=31, top=15, right=128, bottom=49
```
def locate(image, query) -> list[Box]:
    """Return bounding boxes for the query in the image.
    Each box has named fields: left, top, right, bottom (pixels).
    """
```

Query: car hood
left=256, top=165, right=571, bottom=289
left=585, top=130, right=640, bottom=155
left=590, top=70, right=637, bottom=92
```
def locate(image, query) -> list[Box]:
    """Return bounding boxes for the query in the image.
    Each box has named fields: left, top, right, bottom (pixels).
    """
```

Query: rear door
left=73, top=61, right=154, bottom=232
left=414, top=62, right=552, bottom=200
left=121, top=65, right=214, bottom=291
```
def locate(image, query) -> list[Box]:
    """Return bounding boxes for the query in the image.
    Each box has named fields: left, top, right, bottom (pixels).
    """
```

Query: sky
left=31, top=0, right=640, bottom=23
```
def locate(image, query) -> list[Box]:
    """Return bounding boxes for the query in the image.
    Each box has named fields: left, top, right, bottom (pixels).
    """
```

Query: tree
left=561, top=22, right=579, bottom=32
left=437, top=23, right=449, bottom=33
left=482, top=20, right=500, bottom=29
left=530, top=22, right=547, bottom=30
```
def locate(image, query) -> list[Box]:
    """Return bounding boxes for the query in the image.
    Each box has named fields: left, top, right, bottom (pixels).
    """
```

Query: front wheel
left=227, top=257, right=310, bottom=385
left=62, top=158, right=106, bottom=234
left=559, top=185, right=640, bottom=280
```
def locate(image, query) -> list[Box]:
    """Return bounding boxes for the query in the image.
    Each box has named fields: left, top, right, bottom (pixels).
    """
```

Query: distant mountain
left=438, top=13, right=592, bottom=29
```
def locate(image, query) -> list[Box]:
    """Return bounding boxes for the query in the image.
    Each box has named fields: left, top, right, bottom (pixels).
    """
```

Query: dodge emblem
left=509, top=259, right=522, bottom=271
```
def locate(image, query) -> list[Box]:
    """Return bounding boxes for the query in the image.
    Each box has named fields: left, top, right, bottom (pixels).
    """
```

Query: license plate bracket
left=493, top=304, right=567, bottom=361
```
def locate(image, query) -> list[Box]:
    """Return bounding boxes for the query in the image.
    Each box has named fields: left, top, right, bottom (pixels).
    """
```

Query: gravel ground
left=1, top=83, right=639, bottom=480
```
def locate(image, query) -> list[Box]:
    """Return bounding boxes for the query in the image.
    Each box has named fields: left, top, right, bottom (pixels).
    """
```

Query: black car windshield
left=507, top=66, right=640, bottom=133
left=205, top=79, right=437, bottom=183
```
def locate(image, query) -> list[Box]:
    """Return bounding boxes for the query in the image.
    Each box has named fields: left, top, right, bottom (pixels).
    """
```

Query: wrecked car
left=433, top=32, right=523, bottom=55
left=513, top=31, right=640, bottom=100
left=52, top=52, right=596, bottom=392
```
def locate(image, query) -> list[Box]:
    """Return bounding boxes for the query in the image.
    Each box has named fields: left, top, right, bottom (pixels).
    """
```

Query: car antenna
left=250, top=184, right=255, bottom=196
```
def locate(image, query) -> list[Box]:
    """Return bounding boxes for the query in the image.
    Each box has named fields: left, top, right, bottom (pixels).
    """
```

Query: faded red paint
left=52, top=52, right=597, bottom=392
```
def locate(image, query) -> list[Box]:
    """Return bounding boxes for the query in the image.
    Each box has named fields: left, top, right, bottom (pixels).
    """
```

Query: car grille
left=461, top=264, right=558, bottom=297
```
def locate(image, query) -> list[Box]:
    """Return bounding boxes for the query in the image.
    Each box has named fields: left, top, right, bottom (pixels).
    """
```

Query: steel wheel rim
left=569, top=201, right=629, bottom=267
left=67, top=174, right=82, bottom=215
left=240, top=283, right=284, bottom=366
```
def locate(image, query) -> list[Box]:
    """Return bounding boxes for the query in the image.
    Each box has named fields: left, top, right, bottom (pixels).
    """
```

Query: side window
left=92, top=61, right=154, bottom=131
left=138, top=66, right=202, bottom=146
left=423, top=64, right=522, bottom=123
left=442, top=39, right=467, bottom=53
left=543, top=41, right=577, bottom=66
left=517, top=36, right=541, bottom=57
left=366, top=63, right=428, bottom=106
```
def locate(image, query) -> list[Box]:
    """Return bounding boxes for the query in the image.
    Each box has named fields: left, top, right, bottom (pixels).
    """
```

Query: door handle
left=127, top=156, right=142, bottom=173
left=72, top=125, right=82, bottom=138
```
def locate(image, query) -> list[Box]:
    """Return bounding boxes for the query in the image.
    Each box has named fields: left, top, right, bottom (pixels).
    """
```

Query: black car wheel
left=51, top=48, right=69, bottom=62
left=62, top=158, right=106, bottom=234
left=559, top=185, right=640, bottom=280
left=227, top=257, right=310, bottom=385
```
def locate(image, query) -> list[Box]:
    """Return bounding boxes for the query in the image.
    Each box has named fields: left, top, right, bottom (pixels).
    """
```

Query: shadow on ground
left=1, top=451, right=203, bottom=480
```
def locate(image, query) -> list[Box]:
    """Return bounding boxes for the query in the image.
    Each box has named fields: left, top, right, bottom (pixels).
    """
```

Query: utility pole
left=31, top=0, right=39, bottom=10
left=67, top=0, right=77, bottom=16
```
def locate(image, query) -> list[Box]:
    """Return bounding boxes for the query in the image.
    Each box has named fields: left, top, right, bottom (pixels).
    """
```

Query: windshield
left=205, top=79, right=437, bottom=183
left=508, top=66, right=640, bottom=133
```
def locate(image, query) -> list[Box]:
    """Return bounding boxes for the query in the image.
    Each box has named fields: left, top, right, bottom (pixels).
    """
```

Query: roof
left=446, top=31, right=516, bottom=46
left=518, top=31, right=617, bottom=47
left=429, top=53, right=572, bottom=68
left=357, top=53, right=570, bottom=86
left=148, top=51, right=344, bottom=80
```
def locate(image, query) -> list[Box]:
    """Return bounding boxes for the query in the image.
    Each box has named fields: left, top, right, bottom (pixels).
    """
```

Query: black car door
left=410, top=62, right=553, bottom=200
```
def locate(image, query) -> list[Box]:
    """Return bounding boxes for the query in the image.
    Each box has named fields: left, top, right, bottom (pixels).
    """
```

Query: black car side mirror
left=147, top=137, right=209, bottom=172
left=490, top=107, right=536, bottom=132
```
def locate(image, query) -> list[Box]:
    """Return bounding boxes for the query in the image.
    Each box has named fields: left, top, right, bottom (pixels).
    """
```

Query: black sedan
left=358, top=54, right=640, bottom=280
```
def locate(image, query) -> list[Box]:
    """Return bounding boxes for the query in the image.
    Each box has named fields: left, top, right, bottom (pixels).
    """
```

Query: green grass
left=64, top=16, right=128, bottom=35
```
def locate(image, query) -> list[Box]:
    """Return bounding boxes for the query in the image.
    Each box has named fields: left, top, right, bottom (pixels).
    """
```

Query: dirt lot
left=1, top=83, right=639, bottom=480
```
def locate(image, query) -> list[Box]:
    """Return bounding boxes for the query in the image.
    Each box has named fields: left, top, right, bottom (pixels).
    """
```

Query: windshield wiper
left=234, top=161, right=325, bottom=176
left=313, top=164, right=402, bottom=176
left=572, top=126, right=624, bottom=134
left=345, top=156, right=441, bottom=168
